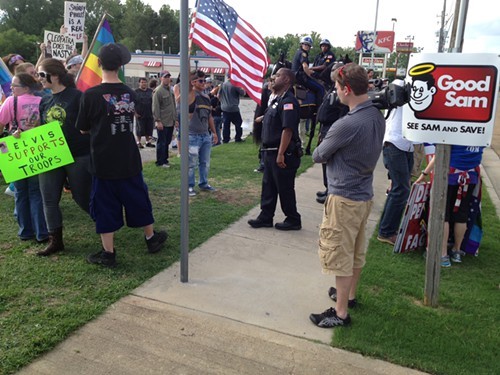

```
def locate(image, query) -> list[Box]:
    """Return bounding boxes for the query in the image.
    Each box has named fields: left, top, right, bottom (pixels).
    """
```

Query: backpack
left=316, top=88, right=348, bottom=126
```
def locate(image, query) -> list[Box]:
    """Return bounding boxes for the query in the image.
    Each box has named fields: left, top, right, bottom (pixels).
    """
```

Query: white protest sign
left=402, top=53, right=500, bottom=147
left=44, top=31, right=76, bottom=61
left=64, top=1, right=86, bottom=42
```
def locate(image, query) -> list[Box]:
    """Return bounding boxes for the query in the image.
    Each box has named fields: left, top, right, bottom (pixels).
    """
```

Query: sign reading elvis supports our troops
left=402, top=53, right=500, bottom=147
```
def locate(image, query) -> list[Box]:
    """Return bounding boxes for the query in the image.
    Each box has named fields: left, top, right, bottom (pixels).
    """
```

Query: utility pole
left=437, top=0, right=447, bottom=52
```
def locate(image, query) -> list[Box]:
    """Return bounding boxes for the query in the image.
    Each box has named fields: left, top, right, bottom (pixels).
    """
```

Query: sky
left=143, top=0, right=500, bottom=54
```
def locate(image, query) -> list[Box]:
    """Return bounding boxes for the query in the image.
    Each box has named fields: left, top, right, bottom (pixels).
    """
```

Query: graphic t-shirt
left=39, top=87, right=90, bottom=157
left=76, top=83, right=141, bottom=179
left=0, top=94, right=41, bottom=132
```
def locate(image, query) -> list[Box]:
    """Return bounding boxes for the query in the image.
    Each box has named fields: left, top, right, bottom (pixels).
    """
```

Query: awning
left=213, top=68, right=226, bottom=74
left=199, top=67, right=211, bottom=73
left=143, top=61, right=161, bottom=67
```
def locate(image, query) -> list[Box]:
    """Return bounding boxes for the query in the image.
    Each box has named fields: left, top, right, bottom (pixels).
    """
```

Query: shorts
left=136, top=117, right=154, bottom=137
left=90, top=173, right=154, bottom=233
left=318, top=195, right=372, bottom=276
left=445, top=184, right=475, bottom=223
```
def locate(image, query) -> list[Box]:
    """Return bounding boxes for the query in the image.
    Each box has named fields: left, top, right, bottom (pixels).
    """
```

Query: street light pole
left=161, top=34, right=167, bottom=71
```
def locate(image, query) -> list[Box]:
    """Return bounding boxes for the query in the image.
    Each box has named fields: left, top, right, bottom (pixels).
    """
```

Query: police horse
left=271, top=52, right=352, bottom=155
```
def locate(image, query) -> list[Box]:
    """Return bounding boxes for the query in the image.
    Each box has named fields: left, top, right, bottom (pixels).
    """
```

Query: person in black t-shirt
left=134, top=77, right=155, bottom=148
left=37, top=58, right=92, bottom=256
left=76, top=43, right=167, bottom=268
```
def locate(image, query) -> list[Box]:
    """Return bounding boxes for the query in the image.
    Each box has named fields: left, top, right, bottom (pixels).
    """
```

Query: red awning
left=143, top=61, right=161, bottom=67
left=199, top=67, right=211, bottom=73
left=213, top=68, right=226, bottom=74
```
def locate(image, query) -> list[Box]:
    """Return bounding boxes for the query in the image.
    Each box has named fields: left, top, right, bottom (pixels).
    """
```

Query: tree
left=0, top=28, right=39, bottom=63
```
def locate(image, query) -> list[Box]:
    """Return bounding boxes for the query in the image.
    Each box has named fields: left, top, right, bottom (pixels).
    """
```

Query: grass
left=333, top=187, right=500, bottom=375
left=1, top=139, right=499, bottom=375
left=0, top=140, right=311, bottom=375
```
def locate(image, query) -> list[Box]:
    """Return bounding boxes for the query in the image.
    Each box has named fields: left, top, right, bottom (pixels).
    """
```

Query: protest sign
left=0, top=121, right=74, bottom=183
left=44, top=30, right=76, bottom=61
left=64, top=1, right=86, bottom=42
left=394, top=183, right=431, bottom=253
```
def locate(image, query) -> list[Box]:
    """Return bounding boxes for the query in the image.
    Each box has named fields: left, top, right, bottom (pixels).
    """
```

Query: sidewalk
left=17, top=99, right=500, bottom=375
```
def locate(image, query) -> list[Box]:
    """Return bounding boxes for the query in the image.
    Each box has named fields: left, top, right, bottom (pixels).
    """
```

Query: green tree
left=157, top=5, right=180, bottom=54
left=119, top=0, right=158, bottom=52
left=0, top=28, right=39, bottom=63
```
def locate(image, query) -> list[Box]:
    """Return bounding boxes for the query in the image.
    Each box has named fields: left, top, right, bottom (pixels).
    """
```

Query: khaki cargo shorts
left=318, top=195, right=372, bottom=276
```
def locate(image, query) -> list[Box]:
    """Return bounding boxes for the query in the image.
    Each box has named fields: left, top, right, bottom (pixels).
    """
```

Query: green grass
left=1, top=140, right=499, bottom=375
left=0, top=141, right=312, bottom=375
left=333, top=187, right=500, bottom=375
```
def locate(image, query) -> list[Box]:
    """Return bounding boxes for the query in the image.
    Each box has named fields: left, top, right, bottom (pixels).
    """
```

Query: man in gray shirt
left=310, top=63, right=385, bottom=328
left=218, top=78, right=245, bottom=143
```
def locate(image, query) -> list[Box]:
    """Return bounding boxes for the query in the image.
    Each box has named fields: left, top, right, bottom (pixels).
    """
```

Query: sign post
left=403, top=53, right=500, bottom=306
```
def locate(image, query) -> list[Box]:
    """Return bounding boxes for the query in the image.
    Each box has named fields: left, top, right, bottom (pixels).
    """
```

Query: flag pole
left=75, top=13, right=108, bottom=84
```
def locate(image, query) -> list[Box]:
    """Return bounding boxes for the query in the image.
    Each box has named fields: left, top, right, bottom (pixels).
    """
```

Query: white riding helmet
left=300, top=36, right=313, bottom=46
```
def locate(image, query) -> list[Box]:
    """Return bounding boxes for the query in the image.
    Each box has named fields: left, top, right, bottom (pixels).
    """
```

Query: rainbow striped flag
left=76, top=17, right=124, bottom=92
left=0, top=58, right=13, bottom=85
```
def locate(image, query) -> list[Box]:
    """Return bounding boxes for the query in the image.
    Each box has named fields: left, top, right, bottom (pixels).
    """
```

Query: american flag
left=190, top=0, right=269, bottom=105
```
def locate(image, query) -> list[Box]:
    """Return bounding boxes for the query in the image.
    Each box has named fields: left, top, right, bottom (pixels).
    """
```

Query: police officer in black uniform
left=311, top=39, right=336, bottom=82
left=248, top=68, right=302, bottom=231
left=291, top=36, right=325, bottom=110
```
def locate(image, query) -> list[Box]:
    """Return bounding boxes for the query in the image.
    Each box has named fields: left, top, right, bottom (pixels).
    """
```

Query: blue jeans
left=13, top=176, right=48, bottom=241
left=213, top=115, right=222, bottom=145
left=156, top=126, right=174, bottom=166
left=39, top=154, right=92, bottom=231
left=188, top=133, right=213, bottom=188
left=222, top=111, right=243, bottom=143
left=378, top=143, right=414, bottom=237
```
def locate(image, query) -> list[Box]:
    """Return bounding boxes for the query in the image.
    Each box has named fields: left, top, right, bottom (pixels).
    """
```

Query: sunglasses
left=192, top=79, right=205, bottom=83
left=38, top=71, right=51, bottom=79
left=337, top=64, right=352, bottom=91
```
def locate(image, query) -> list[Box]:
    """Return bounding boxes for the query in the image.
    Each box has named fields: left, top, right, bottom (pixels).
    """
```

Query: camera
left=368, top=79, right=411, bottom=110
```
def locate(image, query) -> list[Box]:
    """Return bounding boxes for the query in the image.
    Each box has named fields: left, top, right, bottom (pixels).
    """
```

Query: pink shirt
left=0, top=94, right=42, bottom=132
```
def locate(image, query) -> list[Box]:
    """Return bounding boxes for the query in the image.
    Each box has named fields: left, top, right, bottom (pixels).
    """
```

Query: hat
left=66, top=55, right=83, bottom=69
left=98, top=43, right=131, bottom=70
left=205, top=77, right=213, bottom=83
left=160, top=70, right=171, bottom=78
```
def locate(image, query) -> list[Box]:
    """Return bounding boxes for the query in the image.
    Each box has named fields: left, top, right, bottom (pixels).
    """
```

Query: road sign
left=396, top=42, right=414, bottom=53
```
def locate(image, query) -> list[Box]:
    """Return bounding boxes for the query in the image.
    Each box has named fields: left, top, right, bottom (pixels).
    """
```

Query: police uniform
left=312, top=51, right=336, bottom=77
left=258, top=89, right=301, bottom=226
left=291, top=47, right=325, bottom=108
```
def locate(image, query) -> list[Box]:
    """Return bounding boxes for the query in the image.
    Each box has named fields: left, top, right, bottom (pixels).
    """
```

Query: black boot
left=37, top=227, right=65, bottom=256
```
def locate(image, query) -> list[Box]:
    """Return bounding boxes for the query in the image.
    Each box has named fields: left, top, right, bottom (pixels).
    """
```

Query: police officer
left=248, top=68, right=302, bottom=231
left=311, top=39, right=336, bottom=80
left=291, top=36, right=325, bottom=110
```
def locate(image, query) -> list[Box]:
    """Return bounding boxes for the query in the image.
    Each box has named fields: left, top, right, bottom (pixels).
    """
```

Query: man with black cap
left=76, top=42, right=167, bottom=267
left=152, top=70, right=178, bottom=167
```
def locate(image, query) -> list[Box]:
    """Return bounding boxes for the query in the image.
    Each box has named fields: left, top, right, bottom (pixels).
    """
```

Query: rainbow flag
left=0, top=58, right=13, bottom=86
left=76, top=17, right=124, bottom=92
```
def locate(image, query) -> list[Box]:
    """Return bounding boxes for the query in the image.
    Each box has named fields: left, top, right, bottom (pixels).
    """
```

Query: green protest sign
left=0, top=121, right=74, bottom=183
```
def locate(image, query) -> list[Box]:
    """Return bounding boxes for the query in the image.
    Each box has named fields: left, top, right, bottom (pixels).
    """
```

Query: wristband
left=421, top=170, right=428, bottom=176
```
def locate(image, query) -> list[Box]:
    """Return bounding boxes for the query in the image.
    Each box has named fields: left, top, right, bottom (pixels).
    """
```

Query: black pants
left=258, top=150, right=301, bottom=225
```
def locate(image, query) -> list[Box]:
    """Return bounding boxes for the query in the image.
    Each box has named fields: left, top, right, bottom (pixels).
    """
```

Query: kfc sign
left=355, top=31, right=395, bottom=53
left=403, top=53, right=500, bottom=146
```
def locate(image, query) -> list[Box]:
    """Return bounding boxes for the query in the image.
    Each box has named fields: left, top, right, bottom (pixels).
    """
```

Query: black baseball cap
left=98, top=43, right=131, bottom=71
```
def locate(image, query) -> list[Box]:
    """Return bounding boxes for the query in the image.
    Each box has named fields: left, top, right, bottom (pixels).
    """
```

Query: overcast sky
left=143, top=0, right=500, bottom=54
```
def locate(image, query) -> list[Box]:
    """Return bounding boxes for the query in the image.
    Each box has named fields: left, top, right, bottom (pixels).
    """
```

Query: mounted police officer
left=248, top=68, right=302, bottom=231
left=311, top=39, right=336, bottom=88
left=291, top=36, right=325, bottom=112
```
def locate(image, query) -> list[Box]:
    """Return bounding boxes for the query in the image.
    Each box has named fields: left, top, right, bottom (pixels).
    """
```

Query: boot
left=37, top=227, right=65, bottom=256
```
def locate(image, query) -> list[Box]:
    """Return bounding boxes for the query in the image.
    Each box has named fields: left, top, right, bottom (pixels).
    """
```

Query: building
left=125, top=51, right=229, bottom=83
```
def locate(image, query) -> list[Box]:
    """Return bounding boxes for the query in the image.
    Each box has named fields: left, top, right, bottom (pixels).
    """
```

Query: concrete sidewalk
left=18, top=98, right=500, bottom=374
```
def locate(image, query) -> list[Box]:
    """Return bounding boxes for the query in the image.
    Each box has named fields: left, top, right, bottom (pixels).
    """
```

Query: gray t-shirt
left=312, top=100, right=385, bottom=201
left=189, top=92, right=211, bottom=135
left=219, top=81, right=245, bottom=113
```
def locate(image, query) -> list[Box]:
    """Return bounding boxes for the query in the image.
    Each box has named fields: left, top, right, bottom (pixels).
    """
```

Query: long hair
left=39, top=58, right=76, bottom=88
left=15, top=73, right=42, bottom=93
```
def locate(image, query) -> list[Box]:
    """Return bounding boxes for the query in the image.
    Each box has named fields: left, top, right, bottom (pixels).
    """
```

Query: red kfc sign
left=355, top=31, right=394, bottom=53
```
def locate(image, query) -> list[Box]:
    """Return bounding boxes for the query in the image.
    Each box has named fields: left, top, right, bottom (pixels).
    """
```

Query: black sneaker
left=87, top=249, right=116, bottom=268
left=328, top=287, right=358, bottom=308
left=309, top=307, right=351, bottom=328
left=146, top=230, right=167, bottom=253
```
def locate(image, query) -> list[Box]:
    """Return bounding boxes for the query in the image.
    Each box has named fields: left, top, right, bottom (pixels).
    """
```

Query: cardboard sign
left=355, top=31, right=395, bottom=53
left=44, top=30, right=76, bottom=61
left=402, top=53, right=500, bottom=146
left=0, top=122, right=74, bottom=183
left=64, top=1, right=86, bottom=42
left=394, top=183, right=431, bottom=253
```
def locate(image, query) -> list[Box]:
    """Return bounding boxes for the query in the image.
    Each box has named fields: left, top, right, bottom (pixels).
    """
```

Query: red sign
left=394, top=183, right=431, bottom=253
left=396, top=42, right=414, bottom=53
left=199, top=67, right=211, bottom=73
left=213, top=68, right=226, bottom=74
left=409, top=64, right=497, bottom=123
left=143, top=61, right=161, bottom=67
left=355, top=31, right=395, bottom=53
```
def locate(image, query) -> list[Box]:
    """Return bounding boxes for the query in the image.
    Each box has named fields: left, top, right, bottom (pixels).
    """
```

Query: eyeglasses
left=38, top=71, right=51, bottom=79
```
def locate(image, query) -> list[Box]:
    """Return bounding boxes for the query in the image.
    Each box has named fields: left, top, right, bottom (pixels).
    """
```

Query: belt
left=261, top=147, right=278, bottom=151
left=383, top=141, right=394, bottom=147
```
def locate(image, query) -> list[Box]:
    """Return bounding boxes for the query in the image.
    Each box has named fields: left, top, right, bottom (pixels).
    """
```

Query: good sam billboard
left=403, top=53, right=500, bottom=146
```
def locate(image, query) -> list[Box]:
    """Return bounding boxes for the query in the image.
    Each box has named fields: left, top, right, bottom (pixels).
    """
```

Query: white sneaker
left=188, top=187, right=196, bottom=197
left=4, top=185, right=15, bottom=197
